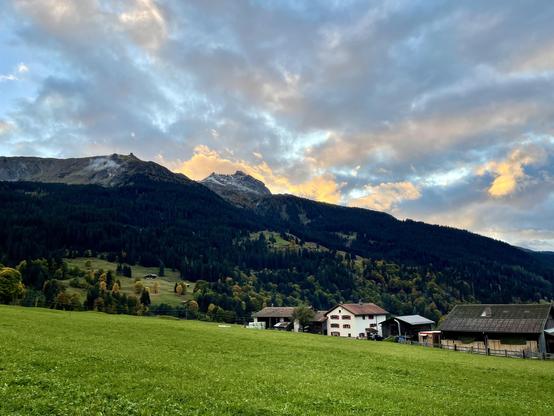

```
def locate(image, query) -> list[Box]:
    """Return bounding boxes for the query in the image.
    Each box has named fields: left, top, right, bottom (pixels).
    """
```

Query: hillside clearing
left=63, top=257, right=194, bottom=306
left=0, top=306, right=553, bottom=415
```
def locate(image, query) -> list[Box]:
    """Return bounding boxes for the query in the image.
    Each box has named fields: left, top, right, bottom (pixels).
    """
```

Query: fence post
left=522, top=350, right=525, bottom=359
left=454, top=344, right=457, bottom=352
left=505, top=349, right=507, bottom=357
left=486, top=347, right=490, bottom=356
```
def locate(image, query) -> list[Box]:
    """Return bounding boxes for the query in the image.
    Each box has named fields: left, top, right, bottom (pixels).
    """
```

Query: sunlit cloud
left=173, top=145, right=343, bottom=204
left=119, top=0, right=167, bottom=50
left=478, top=145, right=547, bottom=197
left=349, top=181, right=421, bottom=211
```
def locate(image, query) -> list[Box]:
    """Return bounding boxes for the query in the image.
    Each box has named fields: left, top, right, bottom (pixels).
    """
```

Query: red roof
left=326, top=303, right=388, bottom=316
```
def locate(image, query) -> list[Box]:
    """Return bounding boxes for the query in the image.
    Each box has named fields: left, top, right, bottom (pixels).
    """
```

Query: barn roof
left=439, top=304, right=553, bottom=334
left=252, top=307, right=327, bottom=321
left=253, top=307, right=295, bottom=318
left=326, top=303, right=388, bottom=316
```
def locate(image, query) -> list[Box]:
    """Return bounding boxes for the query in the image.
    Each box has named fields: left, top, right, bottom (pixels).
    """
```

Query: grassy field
left=64, top=257, right=194, bottom=306
left=1, top=306, right=553, bottom=415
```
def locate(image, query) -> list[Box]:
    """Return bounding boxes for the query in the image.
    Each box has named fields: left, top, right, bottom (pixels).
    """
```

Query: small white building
left=325, top=303, right=389, bottom=338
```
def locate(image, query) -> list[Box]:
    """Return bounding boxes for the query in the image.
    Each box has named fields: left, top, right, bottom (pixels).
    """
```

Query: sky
left=1, top=1, right=554, bottom=251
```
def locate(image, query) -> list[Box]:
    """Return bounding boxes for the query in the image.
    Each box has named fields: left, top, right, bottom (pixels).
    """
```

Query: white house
left=325, top=303, right=389, bottom=338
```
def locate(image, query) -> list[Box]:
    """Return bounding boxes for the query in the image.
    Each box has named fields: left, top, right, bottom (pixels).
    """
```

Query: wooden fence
left=399, top=340, right=554, bottom=360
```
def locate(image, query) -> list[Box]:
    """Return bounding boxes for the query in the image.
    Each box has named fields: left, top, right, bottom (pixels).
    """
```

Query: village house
left=380, top=314, right=435, bottom=339
left=439, top=303, right=554, bottom=354
left=252, top=307, right=327, bottom=333
left=325, top=303, right=388, bottom=338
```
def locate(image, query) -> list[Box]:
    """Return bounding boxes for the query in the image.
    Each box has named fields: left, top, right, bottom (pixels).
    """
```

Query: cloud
left=349, top=181, right=421, bottom=211
left=17, top=63, right=29, bottom=74
left=119, top=0, right=167, bottom=50
left=174, top=145, right=343, bottom=203
left=478, top=145, right=547, bottom=197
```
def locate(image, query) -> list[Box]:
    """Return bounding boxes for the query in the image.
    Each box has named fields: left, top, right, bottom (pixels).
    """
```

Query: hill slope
left=1, top=306, right=553, bottom=415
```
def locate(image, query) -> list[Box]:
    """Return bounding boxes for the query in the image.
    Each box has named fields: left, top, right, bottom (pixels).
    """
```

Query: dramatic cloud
left=349, top=182, right=421, bottom=211
left=478, top=145, right=548, bottom=197
left=175, top=145, right=343, bottom=203
left=1, top=0, right=554, bottom=248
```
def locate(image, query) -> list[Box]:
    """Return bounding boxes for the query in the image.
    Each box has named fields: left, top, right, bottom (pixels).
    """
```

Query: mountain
left=0, top=153, right=191, bottom=187
left=201, top=171, right=271, bottom=208
left=0, top=154, right=552, bottom=319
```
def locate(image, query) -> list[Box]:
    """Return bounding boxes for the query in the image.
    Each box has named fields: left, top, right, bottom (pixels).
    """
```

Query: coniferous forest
left=1, top=176, right=553, bottom=321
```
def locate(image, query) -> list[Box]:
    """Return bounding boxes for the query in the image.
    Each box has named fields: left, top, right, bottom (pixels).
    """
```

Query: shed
left=380, top=315, right=435, bottom=339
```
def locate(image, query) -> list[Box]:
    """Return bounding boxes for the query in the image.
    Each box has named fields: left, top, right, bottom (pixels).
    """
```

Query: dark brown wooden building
left=439, top=303, right=554, bottom=353
left=380, top=315, right=435, bottom=339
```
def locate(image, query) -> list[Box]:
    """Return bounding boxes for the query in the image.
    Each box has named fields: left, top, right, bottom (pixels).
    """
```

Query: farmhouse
left=325, top=303, right=388, bottom=338
left=439, top=303, right=554, bottom=354
left=380, top=314, right=435, bottom=339
left=252, top=307, right=327, bottom=333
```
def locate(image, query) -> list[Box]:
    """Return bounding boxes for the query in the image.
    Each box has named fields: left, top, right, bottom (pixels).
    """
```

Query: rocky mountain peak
left=200, top=170, right=271, bottom=208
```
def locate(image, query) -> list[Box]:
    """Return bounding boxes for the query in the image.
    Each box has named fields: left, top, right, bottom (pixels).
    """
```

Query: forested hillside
left=0, top=164, right=553, bottom=321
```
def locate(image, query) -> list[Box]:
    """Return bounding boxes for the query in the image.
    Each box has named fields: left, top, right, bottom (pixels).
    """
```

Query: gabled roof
left=252, top=307, right=327, bottom=322
left=382, top=315, right=435, bottom=326
left=325, top=303, right=388, bottom=316
left=253, top=307, right=295, bottom=318
left=439, top=304, right=553, bottom=334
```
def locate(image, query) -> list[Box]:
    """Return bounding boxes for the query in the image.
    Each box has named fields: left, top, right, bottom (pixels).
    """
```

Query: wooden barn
left=252, top=307, right=327, bottom=333
left=380, top=315, right=435, bottom=339
left=439, top=303, right=554, bottom=354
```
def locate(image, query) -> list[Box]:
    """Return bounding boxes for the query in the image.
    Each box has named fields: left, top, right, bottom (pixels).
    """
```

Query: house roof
left=381, top=315, right=435, bottom=326
left=313, top=311, right=327, bottom=322
left=253, top=307, right=295, bottom=318
left=439, top=304, right=553, bottom=334
left=326, top=303, right=388, bottom=316
left=253, top=307, right=327, bottom=322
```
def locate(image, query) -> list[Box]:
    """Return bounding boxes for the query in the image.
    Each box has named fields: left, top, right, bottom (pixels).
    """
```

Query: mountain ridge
left=0, top=153, right=552, bottom=317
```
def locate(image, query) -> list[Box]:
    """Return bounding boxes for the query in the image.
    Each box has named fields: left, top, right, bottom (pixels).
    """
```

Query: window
left=342, top=315, right=351, bottom=320
left=359, top=333, right=365, bottom=338
left=370, top=324, right=377, bottom=328
left=343, top=324, right=351, bottom=329
left=330, top=323, right=339, bottom=328
left=330, top=315, right=339, bottom=320
left=348, top=333, right=351, bottom=337
left=367, top=315, right=374, bottom=320
left=331, top=332, right=340, bottom=336
left=362, top=315, right=366, bottom=320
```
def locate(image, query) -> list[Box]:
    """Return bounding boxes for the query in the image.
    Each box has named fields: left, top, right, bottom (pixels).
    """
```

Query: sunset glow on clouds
left=1, top=1, right=554, bottom=249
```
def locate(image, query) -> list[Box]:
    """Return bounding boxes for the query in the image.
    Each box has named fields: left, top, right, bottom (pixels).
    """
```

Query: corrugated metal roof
left=395, top=315, right=435, bottom=325
left=439, top=304, right=552, bottom=334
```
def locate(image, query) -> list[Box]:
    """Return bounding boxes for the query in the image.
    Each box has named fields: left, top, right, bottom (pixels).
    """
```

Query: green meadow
left=0, top=306, right=553, bottom=415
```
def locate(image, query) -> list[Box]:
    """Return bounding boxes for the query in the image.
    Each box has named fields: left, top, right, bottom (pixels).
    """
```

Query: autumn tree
left=152, top=281, right=160, bottom=294
left=0, top=268, right=25, bottom=304
left=140, top=288, right=151, bottom=307
left=134, top=281, right=144, bottom=294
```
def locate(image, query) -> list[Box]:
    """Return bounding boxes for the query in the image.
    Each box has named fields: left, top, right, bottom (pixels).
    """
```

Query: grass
left=64, top=257, right=194, bottom=306
left=1, top=306, right=553, bottom=415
